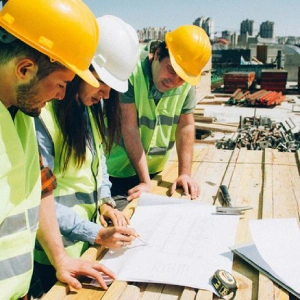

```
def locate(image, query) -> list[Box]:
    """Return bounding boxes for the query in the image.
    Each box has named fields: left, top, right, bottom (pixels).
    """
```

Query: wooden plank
left=160, top=285, right=184, bottom=299
left=101, top=281, right=128, bottom=300
left=64, top=285, right=105, bottom=300
left=195, top=289, right=213, bottom=299
left=195, top=122, right=238, bottom=133
left=41, top=282, right=69, bottom=300
left=192, top=148, right=233, bottom=205
left=179, top=287, right=196, bottom=300
left=140, top=283, right=165, bottom=300
left=117, top=284, right=140, bottom=300
left=226, top=149, right=263, bottom=299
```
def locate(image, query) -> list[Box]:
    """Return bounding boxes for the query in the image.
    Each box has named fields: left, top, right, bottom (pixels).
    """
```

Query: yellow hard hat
left=165, top=25, right=212, bottom=86
left=0, top=0, right=99, bottom=87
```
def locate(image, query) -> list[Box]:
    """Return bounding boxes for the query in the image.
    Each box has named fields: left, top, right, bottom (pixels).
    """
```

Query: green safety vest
left=106, top=59, right=191, bottom=177
left=0, top=102, right=41, bottom=300
left=34, top=102, right=103, bottom=264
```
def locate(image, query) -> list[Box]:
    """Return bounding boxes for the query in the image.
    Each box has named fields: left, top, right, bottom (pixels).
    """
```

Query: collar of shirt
left=141, top=57, right=163, bottom=104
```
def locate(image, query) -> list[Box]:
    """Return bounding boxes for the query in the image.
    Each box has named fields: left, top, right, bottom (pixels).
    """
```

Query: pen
left=134, top=233, right=148, bottom=245
left=127, top=225, right=148, bottom=245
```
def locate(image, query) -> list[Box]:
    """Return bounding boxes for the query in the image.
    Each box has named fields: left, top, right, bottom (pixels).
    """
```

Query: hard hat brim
left=169, top=54, right=201, bottom=86
left=92, top=59, right=128, bottom=93
left=74, top=68, right=100, bottom=88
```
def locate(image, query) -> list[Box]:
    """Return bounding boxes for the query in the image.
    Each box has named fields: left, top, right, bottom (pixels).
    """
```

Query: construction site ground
left=195, top=86, right=300, bottom=148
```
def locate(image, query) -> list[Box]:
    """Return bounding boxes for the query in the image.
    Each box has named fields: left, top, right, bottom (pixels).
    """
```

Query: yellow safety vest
left=35, top=102, right=103, bottom=264
left=0, top=102, right=41, bottom=300
left=106, top=59, right=191, bottom=177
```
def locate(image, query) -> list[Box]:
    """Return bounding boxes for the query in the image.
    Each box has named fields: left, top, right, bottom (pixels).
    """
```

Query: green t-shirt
left=121, top=57, right=196, bottom=114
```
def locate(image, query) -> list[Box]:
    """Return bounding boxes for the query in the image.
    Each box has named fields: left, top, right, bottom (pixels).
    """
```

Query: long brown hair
left=52, top=66, right=121, bottom=173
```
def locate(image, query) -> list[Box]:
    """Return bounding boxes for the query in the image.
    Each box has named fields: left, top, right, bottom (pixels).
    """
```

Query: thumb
left=100, top=215, right=108, bottom=227
left=169, top=181, right=177, bottom=196
left=57, top=272, right=82, bottom=290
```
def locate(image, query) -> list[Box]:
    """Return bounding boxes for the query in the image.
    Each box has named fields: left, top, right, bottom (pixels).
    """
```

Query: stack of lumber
left=260, top=70, right=287, bottom=92
left=244, top=90, right=285, bottom=107
left=193, top=104, right=238, bottom=136
left=226, top=89, right=286, bottom=107
left=223, top=71, right=255, bottom=93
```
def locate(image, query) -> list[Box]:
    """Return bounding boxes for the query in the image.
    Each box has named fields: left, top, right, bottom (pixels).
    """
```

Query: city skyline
left=83, top=0, right=300, bottom=37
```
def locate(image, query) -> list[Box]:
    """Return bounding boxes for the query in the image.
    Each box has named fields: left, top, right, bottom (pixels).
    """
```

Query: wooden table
left=43, top=145, right=300, bottom=300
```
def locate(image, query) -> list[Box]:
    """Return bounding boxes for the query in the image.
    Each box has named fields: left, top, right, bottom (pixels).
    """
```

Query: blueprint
left=94, top=193, right=239, bottom=293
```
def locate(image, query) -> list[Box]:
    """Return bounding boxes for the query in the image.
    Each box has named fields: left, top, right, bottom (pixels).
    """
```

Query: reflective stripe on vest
left=0, top=206, right=39, bottom=238
left=0, top=102, right=41, bottom=299
left=106, top=58, right=191, bottom=177
left=36, top=103, right=103, bottom=263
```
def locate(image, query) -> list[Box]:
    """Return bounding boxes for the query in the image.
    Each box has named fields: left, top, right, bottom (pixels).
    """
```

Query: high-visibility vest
left=34, top=102, right=103, bottom=264
left=0, top=102, right=41, bottom=300
left=106, top=59, right=191, bottom=177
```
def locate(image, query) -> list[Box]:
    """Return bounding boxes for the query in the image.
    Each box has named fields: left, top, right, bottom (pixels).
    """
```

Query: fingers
left=110, top=210, right=128, bottom=227
left=169, top=176, right=200, bottom=199
left=59, top=273, right=82, bottom=290
left=99, top=215, right=108, bottom=227
left=169, top=181, right=177, bottom=196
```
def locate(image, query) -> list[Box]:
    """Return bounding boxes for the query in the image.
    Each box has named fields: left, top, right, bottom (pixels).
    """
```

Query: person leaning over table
left=0, top=1, right=118, bottom=299
left=32, top=15, right=140, bottom=296
left=105, top=25, right=212, bottom=209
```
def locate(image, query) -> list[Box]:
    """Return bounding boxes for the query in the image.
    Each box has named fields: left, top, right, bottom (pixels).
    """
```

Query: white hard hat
left=92, top=15, right=139, bottom=93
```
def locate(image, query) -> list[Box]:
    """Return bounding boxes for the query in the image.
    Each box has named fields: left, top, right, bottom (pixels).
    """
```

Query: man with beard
left=0, top=0, right=115, bottom=299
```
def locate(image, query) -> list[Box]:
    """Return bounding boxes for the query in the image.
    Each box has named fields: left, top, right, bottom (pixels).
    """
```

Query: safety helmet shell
left=165, top=25, right=212, bottom=86
left=92, top=15, right=139, bottom=92
left=0, top=0, right=100, bottom=87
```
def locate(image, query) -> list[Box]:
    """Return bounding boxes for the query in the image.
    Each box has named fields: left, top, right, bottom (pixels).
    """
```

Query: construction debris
left=216, top=111, right=300, bottom=152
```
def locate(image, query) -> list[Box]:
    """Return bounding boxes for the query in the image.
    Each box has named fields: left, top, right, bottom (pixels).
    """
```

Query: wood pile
left=260, top=70, right=287, bottom=92
left=226, top=89, right=286, bottom=107
left=223, top=71, right=255, bottom=93
left=193, top=105, right=238, bottom=138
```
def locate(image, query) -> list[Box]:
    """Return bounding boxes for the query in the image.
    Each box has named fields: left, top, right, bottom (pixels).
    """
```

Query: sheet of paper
left=231, top=218, right=300, bottom=298
left=95, top=193, right=239, bottom=293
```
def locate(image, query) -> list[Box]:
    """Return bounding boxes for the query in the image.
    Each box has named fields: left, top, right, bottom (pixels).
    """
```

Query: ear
left=15, top=58, right=38, bottom=82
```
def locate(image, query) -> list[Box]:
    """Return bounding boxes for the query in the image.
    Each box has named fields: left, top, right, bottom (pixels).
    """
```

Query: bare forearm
left=121, top=103, right=150, bottom=184
left=123, top=126, right=150, bottom=183
left=36, top=191, right=67, bottom=268
left=176, top=115, right=195, bottom=176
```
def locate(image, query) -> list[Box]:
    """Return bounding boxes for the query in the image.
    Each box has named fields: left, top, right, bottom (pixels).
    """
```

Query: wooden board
left=44, top=147, right=300, bottom=300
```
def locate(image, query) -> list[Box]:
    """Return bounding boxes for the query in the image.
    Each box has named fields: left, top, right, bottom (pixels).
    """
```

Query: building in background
left=193, top=16, right=214, bottom=40
left=137, top=27, right=168, bottom=42
left=260, top=21, right=275, bottom=39
left=240, top=19, right=255, bottom=36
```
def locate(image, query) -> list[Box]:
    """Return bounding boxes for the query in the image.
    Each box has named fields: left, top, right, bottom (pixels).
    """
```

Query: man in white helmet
left=0, top=1, right=116, bottom=299
left=31, top=15, right=140, bottom=296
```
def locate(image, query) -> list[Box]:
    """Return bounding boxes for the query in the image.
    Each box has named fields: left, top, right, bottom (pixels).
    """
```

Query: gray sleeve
left=100, top=152, right=112, bottom=198
left=121, top=81, right=135, bottom=104
left=34, top=117, right=55, bottom=170
left=181, top=86, right=197, bottom=114
left=55, top=202, right=101, bottom=245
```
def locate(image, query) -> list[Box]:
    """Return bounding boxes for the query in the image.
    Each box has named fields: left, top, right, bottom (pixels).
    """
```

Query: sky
left=83, top=0, right=300, bottom=37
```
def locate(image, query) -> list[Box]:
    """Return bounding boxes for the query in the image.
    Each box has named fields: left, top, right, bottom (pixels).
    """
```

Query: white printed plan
left=231, top=218, right=300, bottom=298
left=96, top=193, right=239, bottom=293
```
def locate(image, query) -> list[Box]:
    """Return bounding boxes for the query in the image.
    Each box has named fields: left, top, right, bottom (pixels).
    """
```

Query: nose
left=172, top=74, right=184, bottom=87
left=55, top=88, right=66, bottom=101
left=100, top=86, right=111, bottom=100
